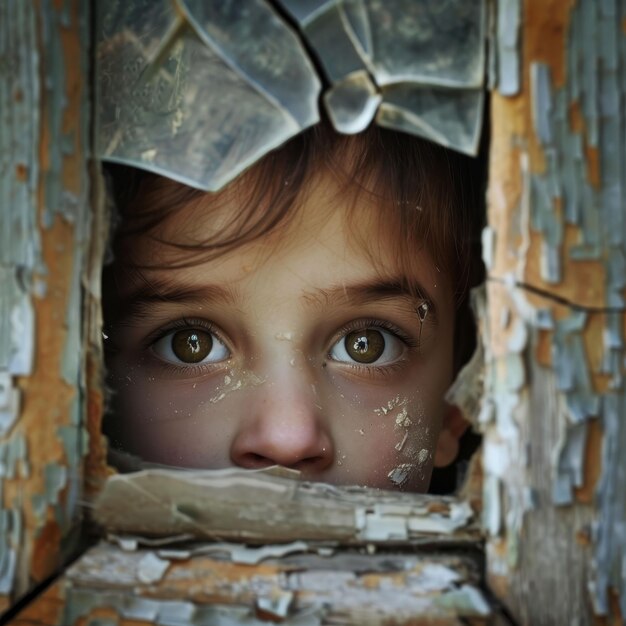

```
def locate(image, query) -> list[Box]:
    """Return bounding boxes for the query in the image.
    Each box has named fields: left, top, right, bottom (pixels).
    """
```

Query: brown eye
left=344, top=329, right=385, bottom=363
left=152, top=325, right=230, bottom=367
left=171, top=330, right=213, bottom=363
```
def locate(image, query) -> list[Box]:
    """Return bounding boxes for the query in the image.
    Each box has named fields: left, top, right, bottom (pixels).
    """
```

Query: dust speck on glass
left=95, top=0, right=486, bottom=191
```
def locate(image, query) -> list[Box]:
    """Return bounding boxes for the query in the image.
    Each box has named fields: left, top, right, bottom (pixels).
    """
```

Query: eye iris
left=171, top=330, right=212, bottom=363
left=345, top=329, right=385, bottom=363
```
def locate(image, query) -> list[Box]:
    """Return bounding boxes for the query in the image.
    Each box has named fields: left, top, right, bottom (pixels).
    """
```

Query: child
left=102, top=120, right=483, bottom=493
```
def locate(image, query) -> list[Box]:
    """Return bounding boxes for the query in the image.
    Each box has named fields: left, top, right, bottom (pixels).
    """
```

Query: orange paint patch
left=140, top=558, right=286, bottom=605
left=522, top=224, right=606, bottom=313
left=575, top=526, right=592, bottom=546
left=9, top=582, right=65, bottom=626
left=574, top=419, right=602, bottom=504
left=569, top=101, right=585, bottom=133
left=15, top=163, right=27, bottom=181
left=586, top=145, right=601, bottom=189
left=31, top=519, right=62, bottom=582
left=535, top=329, right=553, bottom=367
left=84, top=355, right=114, bottom=497
left=584, top=313, right=608, bottom=382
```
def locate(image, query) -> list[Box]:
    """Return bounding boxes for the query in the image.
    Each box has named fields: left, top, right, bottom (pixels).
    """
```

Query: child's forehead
left=117, top=126, right=467, bottom=304
left=117, top=169, right=454, bottom=309
left=132, top=168, right=384, bottom=257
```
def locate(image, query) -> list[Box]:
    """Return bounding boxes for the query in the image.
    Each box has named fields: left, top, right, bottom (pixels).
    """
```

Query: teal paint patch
left=0, top=435, right=29, bottom=480
left=524, top=0, right=626, bottom=613
left=31, top=495, right=48, bottom=528
left=0, top=0, right=41, bottom=446
left=593, top=392, right=626, bottom=616
left=496, top=0, right=520, bottom=96
left=58, top=414, right=90, bottom=527
left=44, top=463, right=68, bottom=506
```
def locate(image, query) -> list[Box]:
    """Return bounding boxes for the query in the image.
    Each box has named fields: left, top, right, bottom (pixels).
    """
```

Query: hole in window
left=96, top=0, right=488, bottom=498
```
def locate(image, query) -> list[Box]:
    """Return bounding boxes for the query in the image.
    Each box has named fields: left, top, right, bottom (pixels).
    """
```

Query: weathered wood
left=7, top=2, right=626, bottom=625
left=484, top=0, right=626, bottom=622
left=92, top=467, right=480, bottom=546
left=0, top=0, right=91, bottom=615
left=12, top=540, right=496, bottom=625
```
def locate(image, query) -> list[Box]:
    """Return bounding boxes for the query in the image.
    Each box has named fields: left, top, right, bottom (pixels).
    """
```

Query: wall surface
left=0, top=0, right=95, bottom=615
left=484, top=0, right=626, bottom=622
left=2, top=0, right=626, bottom=624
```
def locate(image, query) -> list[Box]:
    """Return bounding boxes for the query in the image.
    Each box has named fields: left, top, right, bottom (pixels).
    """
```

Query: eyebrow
left=303, top=279, right=437, bottom=315
left=113, top=278, right=239, bottom=323
left=112, top=276, right=437, bottom=325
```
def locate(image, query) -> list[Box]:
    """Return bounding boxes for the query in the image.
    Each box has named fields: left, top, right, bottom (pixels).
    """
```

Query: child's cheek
left=324, top=371, right=442, bottom=491
left=107, top=359, right=246, bottom=467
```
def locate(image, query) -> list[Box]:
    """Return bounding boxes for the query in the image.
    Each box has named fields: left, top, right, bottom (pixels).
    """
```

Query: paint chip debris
left=395, top=431, right=409, bottom=451
left=387, top=463, right=416, bottom=487
left=395, top=407, right=412, bottom=428
left=275, top=332, right=294, bottom=341
left=416, top=448, right=430, bottom=465
left=374, top=395, right=405, bottom=416
left=137, top=552, right=170, bottom=584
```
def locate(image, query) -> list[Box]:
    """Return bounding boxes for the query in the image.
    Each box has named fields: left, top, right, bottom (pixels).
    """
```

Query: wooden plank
left=92, top=467, right=481, bottom=546
left=484, top=0, right=626, bottom=622
left=12, top=540, right=497, bottom=626
left=0, top=0, right=92, bottom=615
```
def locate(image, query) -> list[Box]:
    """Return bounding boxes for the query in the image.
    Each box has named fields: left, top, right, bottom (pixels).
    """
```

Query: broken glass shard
left=377, top=86, right=484, bottom=156
left=341, top=0, right=372, bottom=58
left=279, top=0, right=368, bottom=82
left=365, top=0, right=486, bottom=88
left=324, top=70, right=381, bottom=134
left=96, top=0, right=320, bottom=191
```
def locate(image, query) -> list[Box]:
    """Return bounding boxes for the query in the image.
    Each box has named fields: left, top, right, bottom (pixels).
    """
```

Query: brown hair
left=105, top=121, right=485, bottom=369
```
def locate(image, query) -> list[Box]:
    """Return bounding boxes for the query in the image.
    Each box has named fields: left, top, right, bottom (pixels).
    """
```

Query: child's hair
left=104, top=121, right=485, bottom=372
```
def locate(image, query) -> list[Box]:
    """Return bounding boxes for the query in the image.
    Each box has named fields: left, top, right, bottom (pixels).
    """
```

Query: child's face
left=106, top=170, right=457, bottom=491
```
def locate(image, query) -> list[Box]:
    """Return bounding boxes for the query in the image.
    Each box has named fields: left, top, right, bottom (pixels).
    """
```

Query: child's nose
left=229, top=381, right=334, bottom=473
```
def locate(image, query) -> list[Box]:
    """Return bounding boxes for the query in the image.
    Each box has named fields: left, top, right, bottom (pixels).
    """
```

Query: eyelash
left=327, top=317, right=418, bottom=378
left=145, top=317, right=232, bottom=372
left=143, top=316, right=419, bottom=377
left=143, top=316, right=218, bottom=343
left=333, top=318, right=418, bottom=349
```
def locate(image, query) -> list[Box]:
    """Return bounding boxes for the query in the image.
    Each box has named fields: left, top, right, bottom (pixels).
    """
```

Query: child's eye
left=329, top=328, right=405, bottom=365
left=151, top=328, right=230, bottom=365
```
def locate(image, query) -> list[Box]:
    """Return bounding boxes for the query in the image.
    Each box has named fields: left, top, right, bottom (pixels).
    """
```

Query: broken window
left=3, top=0, right=625, bottom=624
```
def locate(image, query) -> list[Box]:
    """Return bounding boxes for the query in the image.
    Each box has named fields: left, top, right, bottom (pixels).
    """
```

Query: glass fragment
left=365, top=0, right=486, bottom=88
left=324, top=70, right=381, bottom=134
left=377, top=85, right=484, bottom=155
left=96, top=0, right=320, bottom=190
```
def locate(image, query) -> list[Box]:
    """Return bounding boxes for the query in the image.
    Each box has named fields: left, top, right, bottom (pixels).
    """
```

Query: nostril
left=238, top=452, right=274, bottom=469
left=236, top=451, right=330, bottom=471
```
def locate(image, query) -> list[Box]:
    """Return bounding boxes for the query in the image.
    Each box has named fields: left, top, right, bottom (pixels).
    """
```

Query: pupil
left=188, top=334, right=200, bottom=354
left=345, top=329, right=385, bottom=364
left=353, top=336, right=369, bottom=353
left=172, top=329, right=212, bottom=363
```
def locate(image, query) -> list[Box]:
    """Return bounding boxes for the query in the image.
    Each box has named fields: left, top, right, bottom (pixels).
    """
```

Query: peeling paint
left=524, top=2, right=626, bottom=612
left=137, top=552, right=170, bottom=584
left=485, top=0, right=626, bottom=619
left=0, top=0, right=92, bottom=613
left=496, top=0, right=521, bottom=96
